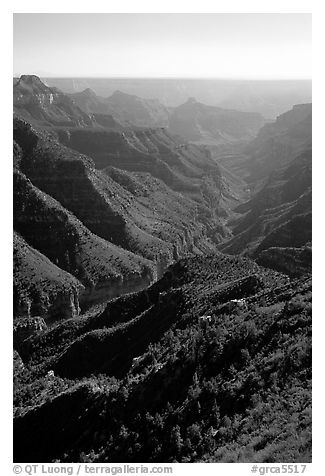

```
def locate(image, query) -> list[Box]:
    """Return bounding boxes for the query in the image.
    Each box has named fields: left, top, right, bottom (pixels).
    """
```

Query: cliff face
left=13, top=79, right=312, bottom=330
left=219, top=149, right=312, bottom=261
left=57, top=126, right=222, bottom=181
left=13, top=81, right=312, bottom=464
left=14, top=118, right=223, bottom=256
left=13, top=120, right=158, bottom=322
left=242, top=103, right=312, bottom=183
left=14, top=231, right=84, bottom=323
left=14, top=169, right=156, bottom=312
left=13, top=75, right=96, bottom=128
left=13, top=114, right=234, bottom=324
left=56, top=126, right=232, bottom=234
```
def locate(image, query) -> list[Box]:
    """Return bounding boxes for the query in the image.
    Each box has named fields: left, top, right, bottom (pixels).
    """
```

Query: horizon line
left=14, top=74, right=312, bottom=81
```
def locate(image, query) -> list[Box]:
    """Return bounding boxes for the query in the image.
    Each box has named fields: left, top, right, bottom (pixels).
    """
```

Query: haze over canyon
left=13, top=73, right=312, bottom=464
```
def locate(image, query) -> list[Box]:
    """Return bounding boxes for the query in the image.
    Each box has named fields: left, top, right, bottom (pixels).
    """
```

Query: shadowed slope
left=14, top=254, right=310, bottom=464
left=219, top=149, right=311, bottom=261
left=14, top=169, right=155, bottom=315
left=14, top=232, right=84, bottom=322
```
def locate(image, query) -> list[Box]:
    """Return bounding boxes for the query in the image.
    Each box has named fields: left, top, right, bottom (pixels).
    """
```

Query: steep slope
left=70, top=88, right=264, bottom=144
left=56, top=124, right=245, bottom=227
left=13, top=79, right=312, bottom=465
left=68, top=88, right=111, bottom=115
left=14, top=254, right=310, bottom=463
left=14, top=116, right=224, bottom=258
left=56, top=126, right=230, bottom=202
left=14, top=78, right=232, bottom=208
left=242, top=104, right=312, bottom=183
left=105, top=90, right=170, bottom=127
left=43, top=77, right=311, bottom=119
left=14, top=169, right=156, bottom=314
left=30, top=253, right=283, bottom=379
left=168, top=98, right=264, bottom=145
left=70, top=89, right=170, bottom=128
left=13, top=75, right=96, bottom=128
left=12, top=76, right=256, bottom=219
left=14, top=232, right=84, bottom=323
left=55, top=123, right=240, bottom=232
left=256, top=245, right=311, bottom=278
left=219, top=149, right=312, bottom=260
left=66, top=88, right=125, bottom=129
left=14, top=113, right=239, bottom=326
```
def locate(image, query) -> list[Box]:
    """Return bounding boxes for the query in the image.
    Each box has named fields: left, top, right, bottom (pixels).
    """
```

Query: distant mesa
left=168, top=97, right=265, bottom=144
left=42, top=77, right=312, bottom=119
left=14, top=75, right=266, bottom=145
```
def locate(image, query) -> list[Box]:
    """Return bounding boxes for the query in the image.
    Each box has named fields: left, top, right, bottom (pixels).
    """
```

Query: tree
left=170, top=425, right=183, bottom=456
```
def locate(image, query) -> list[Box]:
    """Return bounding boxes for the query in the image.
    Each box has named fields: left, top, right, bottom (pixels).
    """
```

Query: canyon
left=13, top=75, right=312, bottom=463
left=13, top=75, right=312, bottom=323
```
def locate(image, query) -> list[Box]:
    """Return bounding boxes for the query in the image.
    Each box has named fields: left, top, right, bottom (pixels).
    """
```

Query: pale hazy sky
left=13, top=13, right=311, bottom=79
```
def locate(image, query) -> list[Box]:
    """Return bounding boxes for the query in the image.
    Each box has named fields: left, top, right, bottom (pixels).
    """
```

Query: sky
left=13, top=13, right=312, bottom=79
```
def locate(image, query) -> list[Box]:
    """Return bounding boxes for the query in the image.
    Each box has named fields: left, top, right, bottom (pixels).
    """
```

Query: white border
left=2, top=3, right=322, bottom=475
